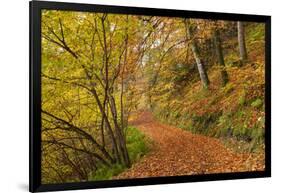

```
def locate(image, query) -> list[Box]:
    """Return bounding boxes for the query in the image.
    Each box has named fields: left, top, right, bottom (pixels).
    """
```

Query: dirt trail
left=115, top=111, right=264, bottom=179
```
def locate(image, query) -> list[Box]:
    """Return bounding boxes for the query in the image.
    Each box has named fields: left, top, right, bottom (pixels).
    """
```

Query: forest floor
left=115, top=111, right=264, bottom=179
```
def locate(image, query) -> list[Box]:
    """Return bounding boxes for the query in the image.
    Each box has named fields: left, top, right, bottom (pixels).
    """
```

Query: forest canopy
left=41, top=10, right=265, bottom=184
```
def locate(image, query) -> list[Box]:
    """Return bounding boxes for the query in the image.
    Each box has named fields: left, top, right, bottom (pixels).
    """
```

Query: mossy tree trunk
left=213, top=29, right=229, bottom=86
left=237, top=21, right=248, bottom=61
left=184, top=19, right=210, bottom=89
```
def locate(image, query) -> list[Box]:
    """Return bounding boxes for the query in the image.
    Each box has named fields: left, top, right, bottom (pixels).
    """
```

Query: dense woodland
left=41, top=10, right=265, bottom=183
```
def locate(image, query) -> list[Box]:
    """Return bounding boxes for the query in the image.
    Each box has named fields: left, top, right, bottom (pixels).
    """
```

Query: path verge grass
left=90, top=126, right=150, bottom=181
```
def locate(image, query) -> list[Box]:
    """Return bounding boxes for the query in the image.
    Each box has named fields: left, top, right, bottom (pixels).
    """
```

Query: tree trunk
left=108, top=94, right=131, bottom=167
left=185, top=19, right=210, bottom=88
left=89, top=88, right=121, bottom=164
left=213, top=29, right=228, bottom=86
left=237, top=21, right=247, bottom=61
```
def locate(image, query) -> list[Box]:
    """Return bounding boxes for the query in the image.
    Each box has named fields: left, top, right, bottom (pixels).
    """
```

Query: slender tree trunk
left=89, top=88, right=121, bottom=164
left=185, top=19, right=210, bottom=88
left=108, top=93, right=131, bottom=167
left=120, top=15, right=130, bottom=164
left=237, top=21, right=247, bottom=61
left=100, top=15, right=125, bottom=165
left=115, top=15, right=131, bottom=168
left=213, top=29, right=228, bottom=86
left=100, top=95, right=106, bottom=148
left=120, top=16, right=129, bottom=129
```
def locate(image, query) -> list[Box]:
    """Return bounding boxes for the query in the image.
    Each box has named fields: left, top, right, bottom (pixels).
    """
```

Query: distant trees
left=237, top=21, right=248, bottom=61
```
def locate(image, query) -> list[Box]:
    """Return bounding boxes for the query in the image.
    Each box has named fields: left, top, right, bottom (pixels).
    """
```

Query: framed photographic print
left=30, top=1, right=271, bottom=192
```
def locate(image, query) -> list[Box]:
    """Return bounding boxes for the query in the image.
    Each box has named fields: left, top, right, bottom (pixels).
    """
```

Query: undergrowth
left=90, top=126, right=150, bottom=181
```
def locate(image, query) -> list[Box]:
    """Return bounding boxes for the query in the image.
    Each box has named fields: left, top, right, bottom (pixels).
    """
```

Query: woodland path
left=115, top=111, right=264, bottom=179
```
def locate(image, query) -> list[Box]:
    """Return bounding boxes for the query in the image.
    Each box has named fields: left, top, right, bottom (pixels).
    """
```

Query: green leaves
left=251, top=98, right=263, bottom=109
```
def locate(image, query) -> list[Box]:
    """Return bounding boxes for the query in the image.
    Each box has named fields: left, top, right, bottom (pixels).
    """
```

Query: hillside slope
left=152, top=23, right=265, bottom=153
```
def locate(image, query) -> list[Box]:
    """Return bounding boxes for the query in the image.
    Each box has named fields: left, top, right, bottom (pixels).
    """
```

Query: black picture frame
left=29, top=1, right=271, bottom=192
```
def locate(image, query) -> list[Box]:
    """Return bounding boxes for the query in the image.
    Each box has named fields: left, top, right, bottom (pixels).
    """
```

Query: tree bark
left=185, top=19, right=210, bottom=88
left=237, top=21, right=247, bottom=61
left=213, top=29, right=228, bottom=86
left=108, top=93, right=131, bottom=167
left=89, top=88, right=122, bottom=164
